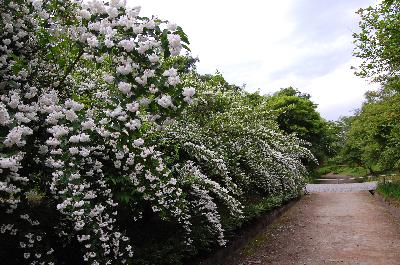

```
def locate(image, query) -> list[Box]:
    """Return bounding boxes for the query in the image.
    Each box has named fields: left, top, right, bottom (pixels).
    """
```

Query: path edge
left=193, top=196, right=301, bottom=265
left=374, top=192, right=400, bottom=220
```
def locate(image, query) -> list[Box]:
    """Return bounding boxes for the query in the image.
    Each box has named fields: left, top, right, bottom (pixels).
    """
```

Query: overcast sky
left=133, top=0, right=379, bottom=120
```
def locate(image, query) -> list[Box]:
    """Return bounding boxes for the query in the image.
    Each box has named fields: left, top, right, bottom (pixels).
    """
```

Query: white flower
left=145, top=20, right=156, bottom=29
left=182, top=87, right=196, bottom=98
left=167, top=34, right=182, bottom=56
left=79, top=9, right=91, bottom=20
left=65, top=99, right=84, bottom=111
left=74, top=201, right=85, bottom=208
left=69, top=133, right=90, bottom=143
left=74, top=220, right=85, bottom=231
left=118, top=38, right=135, bottom=52
left=163, top=68, right=180, bottom=86
left=87, top=36, right=99, bottom=47
left=139, top=97, right=150, bottom=106
left=3, top=39, right=11, bottom=46
left=0, top=103, right=11, bottom=125
left=32, top=0, right=43, bottom=10
left=149, top=85, right=158, bottom=94
left=157, top=95, right=172, bottom=108
left=0, top=157, right=18, bottom=169
left=81, top=119, right=95, bottom=130
left=104, top=38, right=114, bottom=48
left=14, top=112, right=30, bottom=123
left=64, top=109, right=78, bottom=122
left=118, top=82, right=132, bottom=94
left=46, top=137, right=61, bottom=146
left=133, top=138, right=144, bottom=147
left=79, top=148, right=90, bottom=157
left=107, top=7, right=119, bottom=18
left=47, top=125, right=69, bottom=138
left=4, top=126, right=33, bottom=147
left=116, top=64, right=132, bottom=75
left=125, top=119, right=141, bottom=130
left=169, top=178, right=177, bottom=185
left=103, top=74, right=114, bottom=83
left=110, top=0, right=124, bottom=8
left=167, top=22, right=177, bottom=31
left=126, top=102, right=139, bottom=112
left=167, top=34, right=181, bottom=46
left=77, top=234, right=91, bottom=242
left=163, top=68, right=178, bottom=77
left=69, top=147, right=79, bottom=155
left=38, top=145, right=49, bottom=154
left=46, top=111, right=64, bottom=125
left=79, top=133, right=90, bottom=142
left=183, top=97, right=193, bottom=104
left=167, top=76, right=180, bottom=86
left=148, top=54, right=159, bottom=63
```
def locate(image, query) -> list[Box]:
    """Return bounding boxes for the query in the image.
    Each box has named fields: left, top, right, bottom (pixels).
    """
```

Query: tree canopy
left=266, top=87, right=336, bottom=165
left=334, top=0, right=400, bottom=174
left=353, top=0, right=400, bottom=83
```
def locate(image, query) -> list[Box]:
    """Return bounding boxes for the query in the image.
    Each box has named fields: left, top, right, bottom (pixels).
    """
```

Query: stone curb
left=191, top=197, right=301, bottom=265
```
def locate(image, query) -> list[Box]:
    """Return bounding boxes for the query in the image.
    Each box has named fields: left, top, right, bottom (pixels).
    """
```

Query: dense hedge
left=0, top=1, right=313, bottom=264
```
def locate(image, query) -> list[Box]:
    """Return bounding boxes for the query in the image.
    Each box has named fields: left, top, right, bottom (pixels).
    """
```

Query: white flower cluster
left=0, top=0, right=193, bottom=264
left=162, top=75, right=314, bottom=220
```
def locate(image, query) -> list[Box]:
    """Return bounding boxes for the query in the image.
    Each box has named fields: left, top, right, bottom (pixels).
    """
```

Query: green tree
left=353, top=0, right=400, bottom=83
left=340, top=90, right=400, bottom=173
left=345, top=0, right=400, bottom=174
left=266, top=87, right=334, bottom=164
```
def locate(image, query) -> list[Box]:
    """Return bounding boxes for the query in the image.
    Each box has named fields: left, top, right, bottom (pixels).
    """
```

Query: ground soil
left=227, top=192, right=400, bottom=265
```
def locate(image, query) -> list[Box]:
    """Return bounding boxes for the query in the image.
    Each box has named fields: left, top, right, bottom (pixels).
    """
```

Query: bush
left=0, top=1, right=314, bottom=264
left=377, top=176, right=400, bottom=201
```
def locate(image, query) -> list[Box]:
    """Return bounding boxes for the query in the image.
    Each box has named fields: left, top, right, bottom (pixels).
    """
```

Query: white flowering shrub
left=0, top=0, right=199, bottom=264
left=0, top=1, right=314, bottom=264
left=160, top=74, right=314, bottom=198
left=145, top=74, right=314, bottom=262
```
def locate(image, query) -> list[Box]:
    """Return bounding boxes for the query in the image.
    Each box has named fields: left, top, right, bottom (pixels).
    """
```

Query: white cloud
left=304, top=59, right=379, bottom=120
left=132, top=0, right=378, bottom=120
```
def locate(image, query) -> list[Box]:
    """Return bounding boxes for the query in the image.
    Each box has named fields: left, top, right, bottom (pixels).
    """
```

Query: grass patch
left=377, top=175, right=400, bottom=201
left=334, top=166, right=369, bottom=177
left=311, top=165, right=369, bottom=181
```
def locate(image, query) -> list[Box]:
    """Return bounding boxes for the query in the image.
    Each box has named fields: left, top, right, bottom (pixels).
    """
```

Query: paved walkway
left=228, top=192, right=400, bottom=265
left=306, top=182, right=377, bottom=192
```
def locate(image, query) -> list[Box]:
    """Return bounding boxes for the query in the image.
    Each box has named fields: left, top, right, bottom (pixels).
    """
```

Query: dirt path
left=227, top=192, right=400, bottom=265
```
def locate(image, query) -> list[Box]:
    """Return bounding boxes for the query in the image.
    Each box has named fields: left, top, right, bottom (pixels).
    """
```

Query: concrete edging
left=192, top=197, right=301, bottom=265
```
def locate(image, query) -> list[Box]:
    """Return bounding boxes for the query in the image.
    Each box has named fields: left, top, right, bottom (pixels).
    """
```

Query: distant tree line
left=331, top=0, right=400, bottom=174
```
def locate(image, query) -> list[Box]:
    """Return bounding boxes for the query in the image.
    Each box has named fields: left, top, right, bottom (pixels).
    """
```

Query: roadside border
left=192, top=196, right=301, bottom=265
left=374, top=193, right=400, bottom=221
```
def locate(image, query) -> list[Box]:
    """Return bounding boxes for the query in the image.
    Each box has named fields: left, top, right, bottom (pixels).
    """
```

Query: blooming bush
left=160, top=74, right=313, bottom=197
left=0, top=0, right=198, bottom=264
left=0, top=1, right=314, bottom=264
left=142, top=74, right=314, bottom=262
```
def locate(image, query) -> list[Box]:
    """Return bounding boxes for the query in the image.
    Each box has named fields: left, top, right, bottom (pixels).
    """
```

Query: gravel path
left=227, top=192, right=400, bottom=265
left=306, top=182, right=377, bottom=193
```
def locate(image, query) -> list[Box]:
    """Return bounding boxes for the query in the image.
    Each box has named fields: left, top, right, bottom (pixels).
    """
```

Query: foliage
left=265, top=87, right=336, bottom=164
left=141, top=74, right=314, bottom=263
left=338, top=90, right=400, bottom=173
left=331, top=0, right=400, bottom=177
left=377, top=175, right=400, bottom=201
left=163, top=75, right=315, bottom=197
left=313, top=165, right=369, bottom=179
left=0, top=1, right=314, bottom=264
left=353, top=0, right=400, bottom=83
